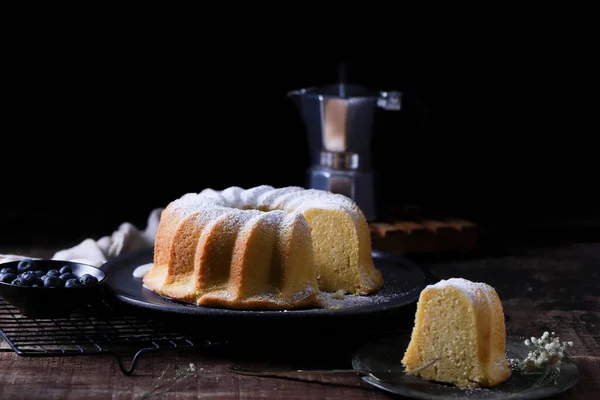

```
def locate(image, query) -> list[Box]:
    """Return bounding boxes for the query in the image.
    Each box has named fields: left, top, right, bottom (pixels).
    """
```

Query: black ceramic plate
left=352, top=333, right=580, bottom=400
left=101, top=247, right=431, bottom=319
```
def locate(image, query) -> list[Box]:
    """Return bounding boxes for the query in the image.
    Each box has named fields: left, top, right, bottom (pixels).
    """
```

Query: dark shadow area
left=1, top=28, right=598, bottom=248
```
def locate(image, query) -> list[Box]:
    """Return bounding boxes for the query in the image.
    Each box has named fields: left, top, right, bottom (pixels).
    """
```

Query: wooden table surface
left=0, top=239, right=598, bottom=399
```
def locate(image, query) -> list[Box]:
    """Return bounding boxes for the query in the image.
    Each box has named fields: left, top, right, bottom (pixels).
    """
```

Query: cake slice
left=401, top=278, right=512, bottom=388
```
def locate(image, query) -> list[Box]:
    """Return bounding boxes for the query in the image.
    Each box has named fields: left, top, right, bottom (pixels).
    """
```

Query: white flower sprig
left=523, top=331, right=573, bottom=370
left=508, top=331, right=573, bottom=388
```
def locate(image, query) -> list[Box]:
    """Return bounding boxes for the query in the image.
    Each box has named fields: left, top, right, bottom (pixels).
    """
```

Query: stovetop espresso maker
left=288, top=82, right=402, bottom=221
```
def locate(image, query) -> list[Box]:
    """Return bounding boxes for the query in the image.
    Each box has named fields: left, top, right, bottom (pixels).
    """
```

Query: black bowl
left=0, top=259, right=107, bottom=318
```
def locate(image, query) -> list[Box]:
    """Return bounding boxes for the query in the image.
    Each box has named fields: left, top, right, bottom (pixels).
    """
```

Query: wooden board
left=369, top=205, right=478, bottom=255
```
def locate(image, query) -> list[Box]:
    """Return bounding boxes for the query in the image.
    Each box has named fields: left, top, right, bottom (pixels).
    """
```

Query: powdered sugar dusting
left=185, top=186, right=366, bottom=233
left=196, top=189, right=227, bottom=205
left=318, top=289, right=404, bottom=309
left=239, top=185, right=274, bottom=207
left=281, top=211, right=311, bottom=241
left=268, top=189, right=319, bottom=209
left=171, top=193, right=224, bottom=217
left=214, top=209, right=261, bottom=233
left=280, top=189, right=364, bottom=227
left=255, top=187, right=304, bottom=209
left=282, top=189, right=331, bottom=207
left=292, top=198, right=346, bottom=212
left=256, top=209, right=287, bottom=226
left=220, top=186, right=245, bottom=209
left=427, top=277, right=497, bottom=300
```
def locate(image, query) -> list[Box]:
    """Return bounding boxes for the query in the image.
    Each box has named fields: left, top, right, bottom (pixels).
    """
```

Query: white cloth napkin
left=0, top=208, right=164, bottom=267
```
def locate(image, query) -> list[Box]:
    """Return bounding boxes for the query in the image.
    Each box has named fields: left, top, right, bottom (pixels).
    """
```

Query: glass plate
left=352, top=333, right=579, bottom=399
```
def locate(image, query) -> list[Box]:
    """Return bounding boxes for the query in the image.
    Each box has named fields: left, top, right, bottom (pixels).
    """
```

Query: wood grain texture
left=0, top=350, right=384, bottom=399
left=1, top=241, right=599, bottom=399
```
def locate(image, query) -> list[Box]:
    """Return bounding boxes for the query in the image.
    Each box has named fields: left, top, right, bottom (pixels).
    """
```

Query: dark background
left=1, top=21, right=598, bottom=246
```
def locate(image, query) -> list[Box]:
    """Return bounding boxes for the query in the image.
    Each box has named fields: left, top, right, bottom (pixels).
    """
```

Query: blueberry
left=34, top=270, right=45, bottom=278
left=0, top=273, right=16, bottom=283
left=79, top=274, right=99, bottom=286
left=46, top=269, right=60, bottom=277
left=43, top=276, right=64, bottom=288
left=60, top=273, right=77, bottom=281
left=20, top=271, right=39, bottom=286
left=59, top=265, right=73, bottom=274
left=0, top=267, right=15, bottom=275
left=65, top=278, right=81, bottom=288
left=17, top=259, right=36, bottom=273
left=11, top=278, right=27, bottom=286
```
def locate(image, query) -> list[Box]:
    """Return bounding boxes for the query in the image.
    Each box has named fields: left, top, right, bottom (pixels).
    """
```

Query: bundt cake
left=142, top=185, right=383, bottom=310
left=401, top=278, right=511, bottom=388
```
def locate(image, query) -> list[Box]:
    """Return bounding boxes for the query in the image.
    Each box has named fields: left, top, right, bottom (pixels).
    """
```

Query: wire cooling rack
left=0, top=294, right=221, bottom=376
